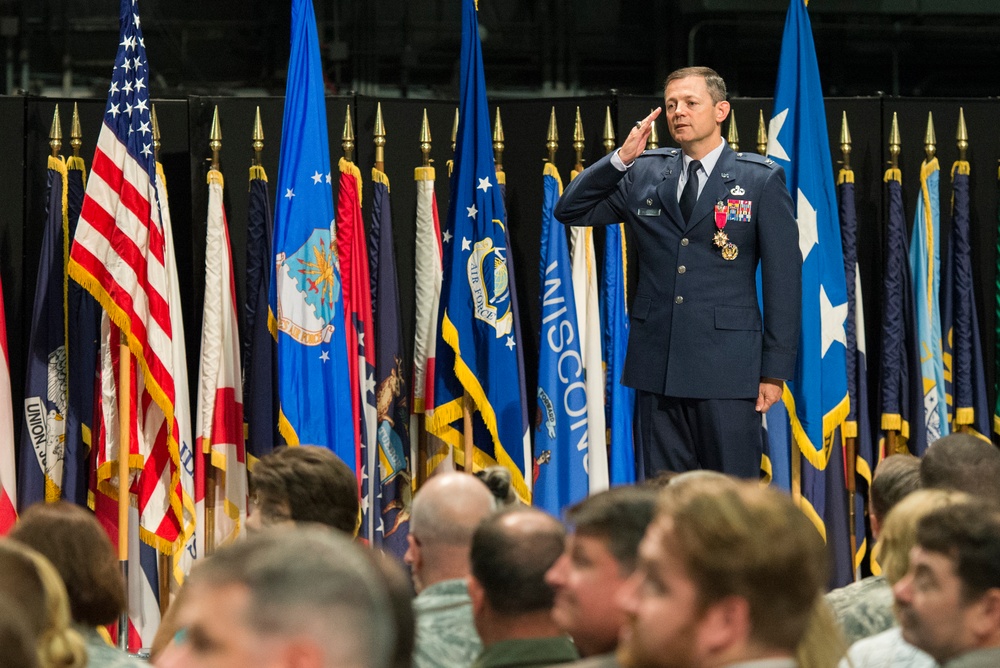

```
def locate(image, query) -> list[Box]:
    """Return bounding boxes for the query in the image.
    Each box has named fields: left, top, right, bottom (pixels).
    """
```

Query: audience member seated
left=366, top=549, right=416, bottom=668
left=247, top=445, right=360, bottom=534
left=469, top=508, right=579, bottom=668
left=154, top=526, right=396, bottom=668
left=0, top=592, right=40, bottom=668
left=475, top=466, right=520, bottom=508
left=826, top=453, right=921, bottom=643
left=405, top=472, right=497, bottom=668
left=545, top=486, right=657, bottom=665
left=617, top=479, right=837, bottom=668
left=0, top=539, right=87, bottom=668
left=920, top=433, right=1000, bottom=506
left=893, top=500, right=1000, bottom=667
left=841, top=488, right=968, bottom=668
left=10, top=501, right=145, bottom=668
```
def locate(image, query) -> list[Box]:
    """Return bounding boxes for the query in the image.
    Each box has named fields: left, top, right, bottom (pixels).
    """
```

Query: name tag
left=637, top=208, right=661, bottom=217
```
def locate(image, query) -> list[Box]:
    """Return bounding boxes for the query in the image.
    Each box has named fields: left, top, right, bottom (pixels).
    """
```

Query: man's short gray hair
left=664, top=66, right=728, bottom=104
left=192, top=526, right=395, bottom=668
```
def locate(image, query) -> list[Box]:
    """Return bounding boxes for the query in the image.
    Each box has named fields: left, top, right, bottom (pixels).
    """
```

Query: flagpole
left=415, top=111, right=432, bottom=487
left=840, top=112, right=859, bottom=577
left=116, top=329, right=131, bottom=650
left=886, top=114, right=902, bottom=458
left=204, top=107, right=223, bottom=557
left=463, top=392, right=474, bottom=472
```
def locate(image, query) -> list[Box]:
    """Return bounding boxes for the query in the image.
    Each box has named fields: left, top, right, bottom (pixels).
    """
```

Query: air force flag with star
left=426, top=0, right=530, bottom=502
left=268, top=0, right=355, bottom=470
left=767, top=0, right=850, bottom=471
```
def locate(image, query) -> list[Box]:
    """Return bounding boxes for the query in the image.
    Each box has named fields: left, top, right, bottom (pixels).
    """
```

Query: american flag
left=68, top=0, right=185, bottom=552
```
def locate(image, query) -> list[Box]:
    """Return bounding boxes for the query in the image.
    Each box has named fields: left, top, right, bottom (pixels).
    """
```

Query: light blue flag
left=534, top=164, right=590, bottom=514
left=910, top=156, right=949, bottom=443
left=426, top=0, right=529, bottom=502
left=602, top=222, right=635, bottom=485
left=268, top=0, right=355, bottom=469
left=767, top=0, right=850, bottom=533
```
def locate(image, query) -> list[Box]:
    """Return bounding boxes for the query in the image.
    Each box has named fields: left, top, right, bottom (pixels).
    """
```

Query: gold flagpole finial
left=602, top=106, right=615, bottom=155
left=493, top=107, right=505, bottom=172
left=451, top=107, right=459, bottom=154
left=924, top=111, right=936, bottom=161
left=956, top=107, right=968, bottom=163
left=374, top=102, right=386, bottom=171
left=889, top=112, right=901, bottom=170
left=546, top=106, right=558, bottom=164
left=49, top=104, right=62, bottom=157
left=840, top=111, right=852, bottom=171
left=252, top=106, right=264, bottom=167
left=151, top=105, right=162, bottom=159
left=209, top=105, right=222, bottom=171
left=342, top=105, right=355, bottom=162
left=420, top=108, right=432, bottom=167
left=645, top=110, right=659, bottom=149
left=756, top=110, right=768, bottom=156
left=572, top=106, right=585, bottom=172
left=70, top=102, right=82, bottom=158
left=727, top=109, right=739, bottom=151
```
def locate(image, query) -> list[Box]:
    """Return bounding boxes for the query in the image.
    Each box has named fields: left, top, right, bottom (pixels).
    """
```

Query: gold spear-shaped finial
left=493, top=107, right=505, bottom=172
left=757, top=110, right=768, bottom=156
left=546, top=106, right=558, bottom=164
left=49, top=104, right=62, bottom=157
left=374, top=102, right=386, bottom=171
left=252, top=106, right=264, bottom=167
left=342, top=105, right=355, bottom=162
left=209, top=105, right=222, bottom=171
left=573, top=107, right=585, bottom=171
left=70, top=102, right=82, bottom=158
left=602, top=106, right=615, bottom=155
left=956, top=107, right=968, bottom=163
left=152, top=104, right=162, bottom=159
left=889, top=112, right=901, bottom=170
left=420, top=108, right=432, bottom=167
left=924, top=111, right=936, bottom=161
left=727, top=109, right=739, bottom=151
left=646, top=110, right=659, bottom=149
left=840, top=111, right=852, bottom=171
left=451, top=108, right=459, bottom=153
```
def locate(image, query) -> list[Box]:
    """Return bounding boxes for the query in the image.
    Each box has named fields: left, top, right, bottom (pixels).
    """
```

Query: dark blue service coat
left=554, top=144, right=801, bottom=400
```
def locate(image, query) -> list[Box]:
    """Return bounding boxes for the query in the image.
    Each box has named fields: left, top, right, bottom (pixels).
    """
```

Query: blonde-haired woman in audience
left=0, top=539, right=87, bottom=668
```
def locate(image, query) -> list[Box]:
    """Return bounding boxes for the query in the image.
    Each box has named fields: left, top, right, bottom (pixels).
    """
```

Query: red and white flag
left=196, top=170, right=246, bottom=548
left=0, top=270, right=16, bottom=534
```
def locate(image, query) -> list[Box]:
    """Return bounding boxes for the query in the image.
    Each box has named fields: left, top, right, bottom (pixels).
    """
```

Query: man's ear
left=715, top=100, right=731, bottom=125
left=697, top=596, right=750, bottom=657
left=969, top=588, right=1000, bottom=642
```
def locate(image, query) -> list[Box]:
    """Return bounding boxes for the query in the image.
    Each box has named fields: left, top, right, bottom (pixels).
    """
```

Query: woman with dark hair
left=11, top=502, right=144, bottom=667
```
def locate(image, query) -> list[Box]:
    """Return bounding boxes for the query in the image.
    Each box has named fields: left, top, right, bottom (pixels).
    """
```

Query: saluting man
left=555, top=66, right=800, bottom=479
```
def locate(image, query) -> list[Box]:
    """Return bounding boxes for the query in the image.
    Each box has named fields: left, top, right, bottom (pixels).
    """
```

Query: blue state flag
left=602, top=222, right=635, bottom=485
left=534, top=164, right=590, bottom=515
left=767, top=0, right=850, bottom=540
left=942, top=158, right=990, bottom=440
left=19, top=154, right=70, bottom=509
left=910, top=154, right=949, bottom=443
left=269, top=0, right=354, bottom=468
left=426, top=0, right=529, bottom=502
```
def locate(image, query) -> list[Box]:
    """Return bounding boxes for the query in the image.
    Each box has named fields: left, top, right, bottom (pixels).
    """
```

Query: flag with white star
left=426, top=0, right=530, bottom=502
left=768, top=0, right=852, bottom=581
left=268, top=0, right=354, bottom=470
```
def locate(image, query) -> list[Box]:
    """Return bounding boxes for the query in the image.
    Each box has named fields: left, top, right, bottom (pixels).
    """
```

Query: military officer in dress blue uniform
left=554, top=66, right=800, bottom=479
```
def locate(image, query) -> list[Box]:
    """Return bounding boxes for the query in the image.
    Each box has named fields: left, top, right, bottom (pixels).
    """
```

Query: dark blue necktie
left=679, top=159, right=702, bottom=223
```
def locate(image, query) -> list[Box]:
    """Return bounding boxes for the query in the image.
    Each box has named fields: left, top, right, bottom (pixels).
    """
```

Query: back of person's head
left=474, top=466, right=518, bottom=507
left=0, top=593, right=40, bottom=668
left=10, top=501, right=125, bottom=626
left=470, top=508, right=565, bottom=616
left=410, top=472, right=496, bottom=549
left=364, top=549, right=415, bottom=668
left=921, top=434, right=1000, bottom=505
left=879, top=488, right=970, bottom=584
left=249, top=445, right=359, bottom=534
left=870, top=454, right=922, bottom=526
left=916, top=500, right=1000, bottom=601
left=565, top=485, right=657, bottom=574
left=661, top=482, right=828, bottom=653
left=189, top=526, right=395, bottom=668
left=0, top=540, right=86, bottom=668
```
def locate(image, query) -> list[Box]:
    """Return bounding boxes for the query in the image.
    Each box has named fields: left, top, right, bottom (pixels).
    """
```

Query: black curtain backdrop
left=4, top=93, right=1000, bottom=467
